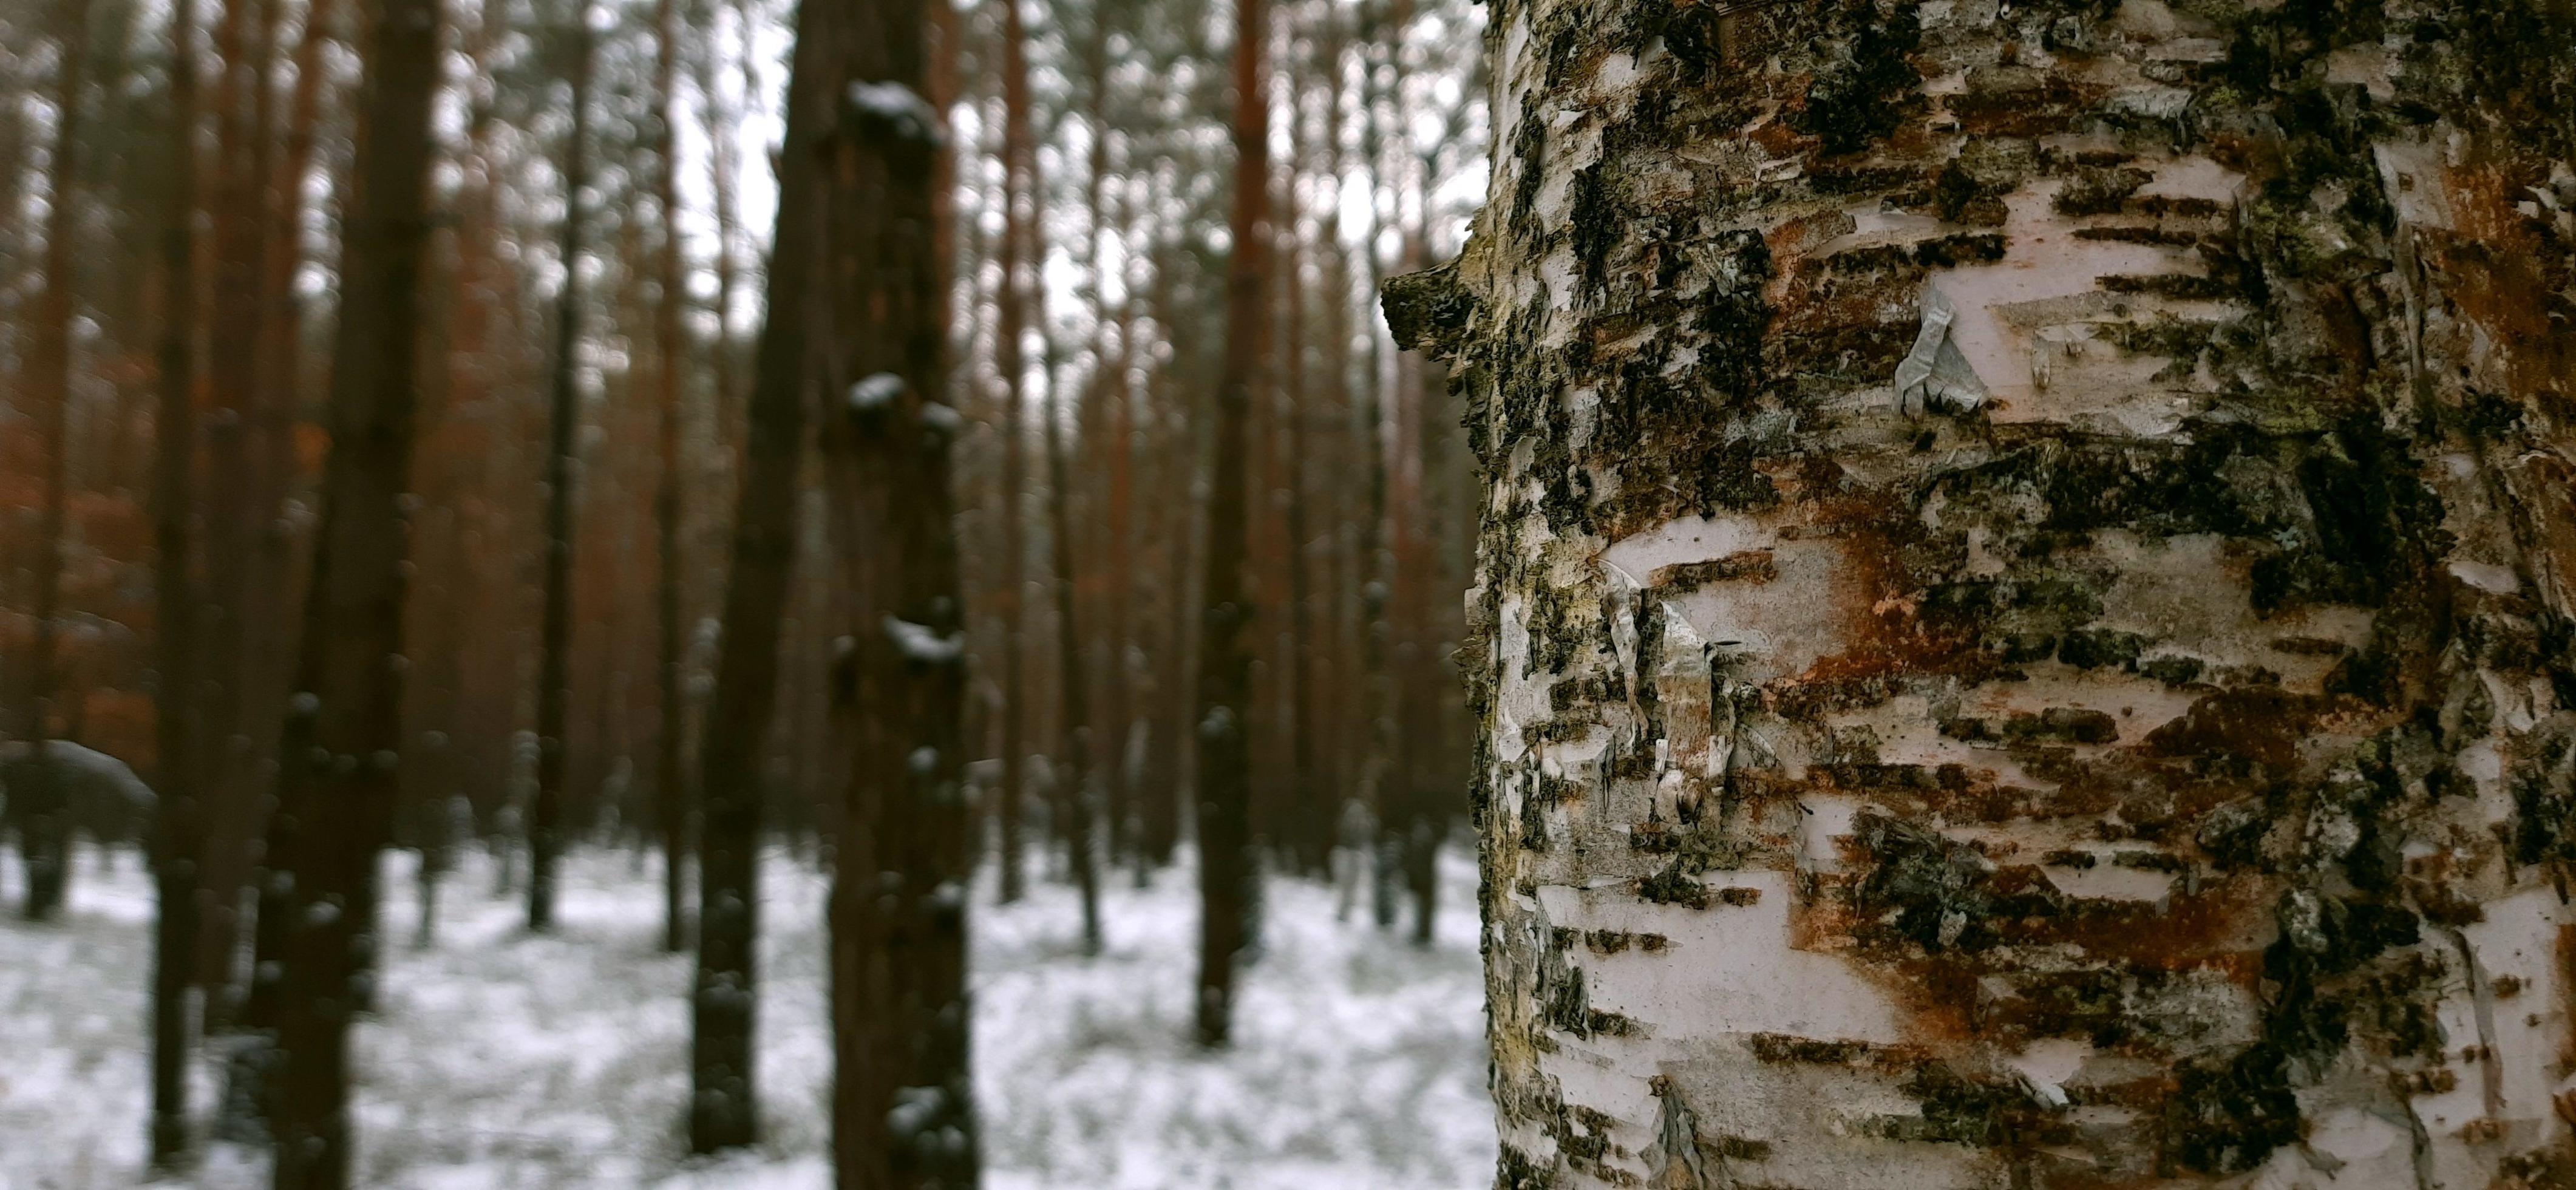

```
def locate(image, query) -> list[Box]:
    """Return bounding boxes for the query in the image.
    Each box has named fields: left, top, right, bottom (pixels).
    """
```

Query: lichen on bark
left=1419, top=1, right=2576, bottom=1186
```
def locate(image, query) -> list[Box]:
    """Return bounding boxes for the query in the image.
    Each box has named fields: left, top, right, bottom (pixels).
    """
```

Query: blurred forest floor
left=1, top=846, right=1490, bottom=1188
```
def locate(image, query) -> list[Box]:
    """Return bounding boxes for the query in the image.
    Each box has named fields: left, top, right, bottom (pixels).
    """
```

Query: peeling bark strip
left=1433, top=2, right=2576, bottom=1187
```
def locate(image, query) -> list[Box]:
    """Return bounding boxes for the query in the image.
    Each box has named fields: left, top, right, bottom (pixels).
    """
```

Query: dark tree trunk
left=991, top=0, right=1033, bottom=906
left=1101, top=201, right=1140, bottom=872
left=1135, top=239, right=1189, bottom=874
left=1194, top=0, right=1268, bottom=1050
left=689, top=0, right=837, bottom=1146
left=265, top=0, right=444, bottom=1172
left=528, top=3, right=597, bottom=934
left=650, top=0, right=692, bottom=954
left=149, top=0, right=207, bottom=1164
left=1356, top=0, right=1401, bottom=935
left=1047, top=333, right=1104, bottom=957
left=806, top=5, right=974, bottom=1181
left=195, top=0, right=280, bottom=965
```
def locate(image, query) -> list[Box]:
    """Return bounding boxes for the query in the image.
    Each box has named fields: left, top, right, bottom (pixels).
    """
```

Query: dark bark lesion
left=1381, top=257, right=1475, bottom=360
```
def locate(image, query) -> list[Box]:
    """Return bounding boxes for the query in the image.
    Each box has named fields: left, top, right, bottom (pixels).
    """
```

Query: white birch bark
left=1398, top=1, right=2576, bottom=1185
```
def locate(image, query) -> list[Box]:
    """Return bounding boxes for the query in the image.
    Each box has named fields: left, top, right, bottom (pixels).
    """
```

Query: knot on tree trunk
left=1380, top=258, right=1473, bottom=361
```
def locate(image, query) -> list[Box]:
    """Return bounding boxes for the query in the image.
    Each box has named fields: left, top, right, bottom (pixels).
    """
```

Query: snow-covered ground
left=0, top=843, right=1492, bottom=1189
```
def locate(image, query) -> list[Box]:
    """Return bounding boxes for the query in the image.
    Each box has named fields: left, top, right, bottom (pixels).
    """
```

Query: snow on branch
left=882, top=616, right=964, bottom=665
left=843, top=81, right=945, bottom=147
left=849, top=372, right=906, bottom=412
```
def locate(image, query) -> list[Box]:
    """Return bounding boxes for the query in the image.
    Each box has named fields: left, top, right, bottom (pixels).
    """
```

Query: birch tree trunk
left=1412, top=1, right=2576, bottom=1186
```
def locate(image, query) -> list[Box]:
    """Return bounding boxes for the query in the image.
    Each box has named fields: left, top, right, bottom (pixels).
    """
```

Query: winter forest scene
left=4, top=0, right=2576, bottom=1185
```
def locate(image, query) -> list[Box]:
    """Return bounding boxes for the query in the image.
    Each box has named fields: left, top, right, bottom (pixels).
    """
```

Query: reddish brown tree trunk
left=766, top=0, right=978, bottom=1180
left=824, top=272, right=977, bottom=1163
left=205, top=0, right=336, bottom=1027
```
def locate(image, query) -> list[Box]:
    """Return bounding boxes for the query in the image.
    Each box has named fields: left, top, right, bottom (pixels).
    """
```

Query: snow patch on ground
left=0, top=843, right=1491, bottom=1188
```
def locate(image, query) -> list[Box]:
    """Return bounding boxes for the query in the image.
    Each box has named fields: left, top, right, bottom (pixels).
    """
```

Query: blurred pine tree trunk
left=526, top=1, right=599, bottom=934
left=689, top=0, right=848, bottom=1148
left=148, top=0, right=206, bottom=1163
left=794, top=0, right=975, bottom=1179
left=208, top=0, right=338, bottom=1036
left=991, top=0, right=1035, bottom=906
left=263, top=0, right=444, bottom=1170
left=1194, top=0, right=1268, bottom=1051
left=648, top=0, right=692, bottom=956
left=12, top=0, right=95, bottom=924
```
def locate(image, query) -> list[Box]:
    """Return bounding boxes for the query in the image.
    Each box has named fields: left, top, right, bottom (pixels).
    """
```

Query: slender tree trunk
left=0, top=83, right=22, bottom=341
left=1247, top=137, right=1287, bottom=865
left=1277, top=35, right=1328, bottom=879
left=1103, top=185, right=1141, bottom=869
left=650, top=0, right=692, bottom=954
left=404, top=4, right=503, bottom=956
left=1357, top=0, right=1402, bottom=933
left=266, top=0, right=443, bottom=1171
left=1194, top=0, right=1268, bottom=1050
left=408, top=495, right=461, bottom=952
left=1081, top=0, right=1134, bottom=872
left=807, top=7, right=975, bottom=1177
left=689, top=0, right=835, bottom=1144
left=1315, top=5, right=1367, bottom=896
left=149, top=0, right=207, bottom=1164
left=202, top=0, right=338, bottom=1024
left=528, top=4, right=597, bottom=934
left=701, top=0, right=750, bottom=497
left=1135, top=232, right=1189, bottom=874
left=692, top=1, right=751, bottom=897
left=1390, top=210, right=1438, bottom=948
left=1047, top=332, right=1104, bottom=957
left=1435, top=1, right=2576, bottom=1185
left=991, top=0, right=1034, bottom=905
left=13, top=0, right=94, bottom=923
left=195, top=0, right=277, bottom=943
